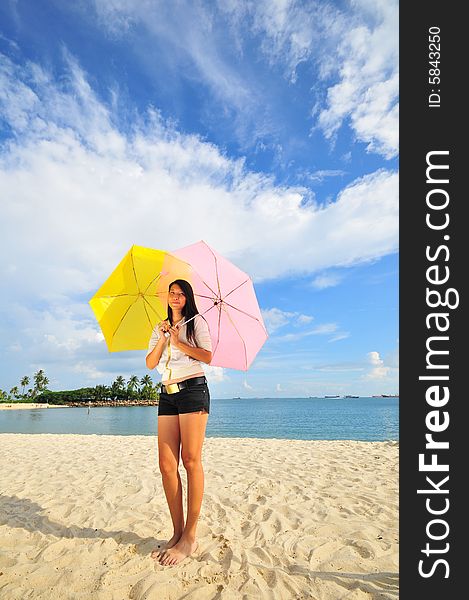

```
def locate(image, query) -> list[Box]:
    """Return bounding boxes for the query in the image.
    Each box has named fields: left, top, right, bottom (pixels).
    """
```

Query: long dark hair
left=167, top=279, right=199, bottom=344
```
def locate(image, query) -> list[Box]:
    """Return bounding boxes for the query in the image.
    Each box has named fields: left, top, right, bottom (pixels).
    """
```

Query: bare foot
left=151, top=532, right=182, bottom=560
left=158, top=538, right=199, bottom=566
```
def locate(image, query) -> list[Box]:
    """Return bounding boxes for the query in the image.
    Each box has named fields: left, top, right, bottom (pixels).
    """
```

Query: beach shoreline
left=0, top=433, right=398, bottom=599
left=0, top=402, right=159, bottom=410
left=0, top=403, right=68, bottom=410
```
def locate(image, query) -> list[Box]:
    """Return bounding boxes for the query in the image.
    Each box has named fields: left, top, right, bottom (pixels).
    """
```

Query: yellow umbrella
left=89, top=245, right=192, bottom=352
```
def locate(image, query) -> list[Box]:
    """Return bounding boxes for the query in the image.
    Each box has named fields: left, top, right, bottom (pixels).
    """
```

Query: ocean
left=0, top=397, right=398, bottom=441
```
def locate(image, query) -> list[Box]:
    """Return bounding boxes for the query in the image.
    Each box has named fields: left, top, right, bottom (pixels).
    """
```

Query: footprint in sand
left=349, top=540, right=374, bottom=559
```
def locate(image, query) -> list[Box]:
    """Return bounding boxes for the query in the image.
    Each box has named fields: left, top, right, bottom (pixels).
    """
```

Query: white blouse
left=146, top=314, right=212, bottom=382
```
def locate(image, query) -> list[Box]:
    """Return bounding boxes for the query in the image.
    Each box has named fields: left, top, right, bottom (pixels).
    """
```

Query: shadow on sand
left=0, top=494, right=399, bottom=596
left=0, top=494, right=165, bottom=557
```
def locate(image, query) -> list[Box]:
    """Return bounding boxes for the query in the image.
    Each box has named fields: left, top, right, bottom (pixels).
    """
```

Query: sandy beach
left=0, top=434, right=398, bottom=599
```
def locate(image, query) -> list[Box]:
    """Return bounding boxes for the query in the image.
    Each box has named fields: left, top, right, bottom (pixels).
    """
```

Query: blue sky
left=0, top=0, right=398, bottom=398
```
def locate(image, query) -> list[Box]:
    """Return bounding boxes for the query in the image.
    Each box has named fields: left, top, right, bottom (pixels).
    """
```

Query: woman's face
left=168, top=284, right=187, bottom=311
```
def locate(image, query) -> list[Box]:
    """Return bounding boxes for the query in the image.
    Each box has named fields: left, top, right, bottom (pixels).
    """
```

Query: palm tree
left=149, top=381, right=163, bottom=401
left=94, top=385, right=109, bottom=402
left=110, top=381, right=122, bottom=402
left=10, top=386, right=19, bottom=399
left=127, top=375, right=139, bottom=395
left=140, top=375, right=152, bottom=388
left=114, top=376, right=126, bottom=390
left=112, top=376, right=126, bottom=402
left=33, top=370, right=49, bottom=400
left=33, top=370, right=47, bottom=391
left=139, top=374, right=153, bottom=400
left=20, top=376, right=30, bottom=396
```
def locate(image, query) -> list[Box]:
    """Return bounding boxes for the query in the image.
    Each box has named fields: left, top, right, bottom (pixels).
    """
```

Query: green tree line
left=0, top=370, right=162, bottom=404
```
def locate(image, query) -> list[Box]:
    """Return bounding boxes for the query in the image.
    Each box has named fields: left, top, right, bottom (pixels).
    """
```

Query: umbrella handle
left=178, top=308, right=212, bottom=328
left=164, top=308, right=211, bottom=336
left=162, top=320, right=190, bottom=337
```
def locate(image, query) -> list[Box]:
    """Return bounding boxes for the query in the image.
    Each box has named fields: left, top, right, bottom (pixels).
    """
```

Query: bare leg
left=151, top=415, right=184, bottom=560
left=159, top=410, right=208, bottom=566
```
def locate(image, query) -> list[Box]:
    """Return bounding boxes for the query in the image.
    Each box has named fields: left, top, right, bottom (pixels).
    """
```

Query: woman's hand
left=158, top=320, right=170, bottom=340
left=146, top=321, right=169, bottom=369
left=169, top=324, right=180, bottom=347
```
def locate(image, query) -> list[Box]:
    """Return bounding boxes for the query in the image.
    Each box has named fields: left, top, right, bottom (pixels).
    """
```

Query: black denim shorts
left=158, top=382, right=210, bottom=416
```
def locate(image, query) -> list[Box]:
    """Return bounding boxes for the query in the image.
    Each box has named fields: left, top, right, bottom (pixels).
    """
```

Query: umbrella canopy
left=171, top=240, right=268, bottom=370
left=89, top=245, right=192, bottom=352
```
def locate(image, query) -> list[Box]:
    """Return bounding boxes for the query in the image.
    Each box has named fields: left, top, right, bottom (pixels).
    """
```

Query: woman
left=146, top=279, right=212, bottom=566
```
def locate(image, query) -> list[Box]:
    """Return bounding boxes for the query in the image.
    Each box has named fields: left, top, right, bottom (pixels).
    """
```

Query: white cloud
left=44, top=332, right=103, bottom=352
left=311, top=273, right=343, bottom=289
left=87, top=0, right=397, bottom=158
left=316, top=0, right=398, bottom=158
left=205, top=365, right=226, bottom=383
left=303, top=169, right=347, bottom=183
left=261, top=308, right=317, bottom=334
left=0, top=53, right=398, bottom=296
left=276, top=322, right=339, bottom=342
left=365, top=350, right=390, bottom=379
left=276, top=383, right=283, bottom=392
left=0, top=52, right=397, bottom=390
left=72, top=362, right=108, bottom=381
left=261, top=308, right=296, bottom=332
left=297, top=314, right=314, bottom=324
left=221, top=0, right=342, bottom=83
left=311, top=323, right=339, bottom=335
left=243, top=379, right=253, bottom=390
left=328, top=332, right=350, bottom=343
left=90, top=0, right=262, bottom=146
left=221, top=0, right=398, bottom=158
left=8, top=302, right=104, bottom=356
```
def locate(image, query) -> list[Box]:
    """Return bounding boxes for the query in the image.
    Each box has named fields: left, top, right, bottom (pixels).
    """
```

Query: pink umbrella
left=171, top=240, right=268, bottom=371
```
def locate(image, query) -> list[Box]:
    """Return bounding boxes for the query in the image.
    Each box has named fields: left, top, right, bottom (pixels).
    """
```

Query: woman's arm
left=146, top=322, right=170, bottom=369
left=146, top=336, right=168, bottom=369
left=175, top=340, right=212, bottom=364
left=169, top=326, right=212, bottom=364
